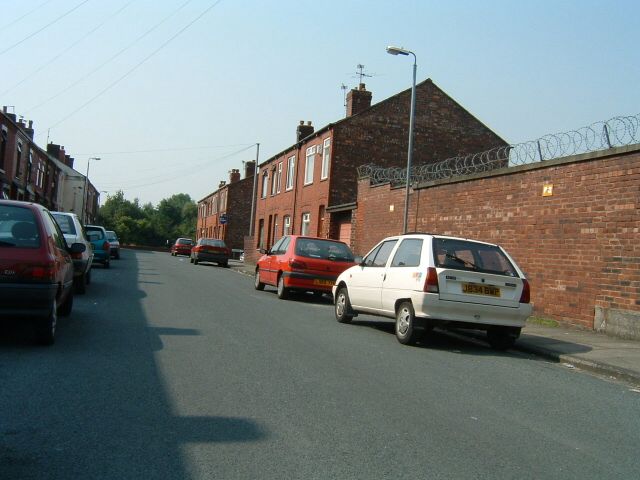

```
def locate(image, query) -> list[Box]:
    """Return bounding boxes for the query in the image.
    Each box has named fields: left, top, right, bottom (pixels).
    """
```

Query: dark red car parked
left=254, top=235, right=356, bottom=300
left=190, top=238, right=231, bottom=267
left=0, top=200, right=86, bottom=345
left=170, top=238, right=193, bottom=257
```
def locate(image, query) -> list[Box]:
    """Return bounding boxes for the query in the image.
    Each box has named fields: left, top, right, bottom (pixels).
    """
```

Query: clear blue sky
left=1, top=0, right=638, bottom=205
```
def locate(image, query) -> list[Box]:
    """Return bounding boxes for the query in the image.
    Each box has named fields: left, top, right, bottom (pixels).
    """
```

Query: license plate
left=462, top=283, right=501, bottom=297
left=313, top=279, right=334, bottom=286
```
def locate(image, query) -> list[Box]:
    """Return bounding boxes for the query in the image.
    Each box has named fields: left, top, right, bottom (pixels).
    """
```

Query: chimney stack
left=229, top=169, right=240, bottom=184
left=244, top=160, right=255, bottom=178
left=296, top=120, right=314, bottom=142
left=346, top=83, right=372, bottom=117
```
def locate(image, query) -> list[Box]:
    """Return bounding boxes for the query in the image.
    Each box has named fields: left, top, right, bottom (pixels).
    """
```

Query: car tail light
left=519, top=279, right=531, bottom=303
left=26, top=263, right=56, bottom=281
left=289, top=258, right=307, bottom=270
left=423, top=267, right=439, bottom=293
left=103, top=241, right=110, bottom=252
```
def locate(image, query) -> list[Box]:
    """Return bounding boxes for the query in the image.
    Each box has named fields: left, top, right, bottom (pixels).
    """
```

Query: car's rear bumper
left=413, top=292, right=532, bottom=328
left=72, top=258, right=91, bottom=277
left=0, top=283, right=58, bottom=318
left=282, top=271, right=337, bottom=292
left=194, top=252, right=228, bottom=263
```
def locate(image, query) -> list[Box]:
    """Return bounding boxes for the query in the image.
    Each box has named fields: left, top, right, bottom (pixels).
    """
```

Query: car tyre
left=487, top=327, right=519, bottom=351
left=104, top=260, right=110, bottom=269
left=115, top=251, right=120, bottom=259
left=36, top=298, right=57, bottom=346
left=190, top=257, right=194, bottom=263
left=193, top=257, right=199, bottom=265
left=395, top=301, right=419, bottom=345
left=254, top=269, right=265, bottom=290
left=277, top=275, right=289, bottom=300
left=221, top=261, right=229, bottom=268
left=335, top=287, right=353, bottom=324
left=58, top=291, right=74, bottom=317
left=86, top=269, right=91, bottom=285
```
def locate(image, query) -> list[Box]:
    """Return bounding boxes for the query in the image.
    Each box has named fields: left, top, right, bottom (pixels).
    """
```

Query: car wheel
left=104, top=260, right=110, bottom=269
left=277, top=275, right=289, bottom=300
left=395, top=301, right=419, bottom=345
left=254, top=269, right=265, bottom=290
left=335, top=287, right=353, bottom=324
left=86, top=269, right=91, bottom=285
left=487, top=327, right=519, bottom=351
left=74, top=274, right=86, bottom=294
left=36, top=298, right=57, bottom=346
left=189, top=257, right=194, bottom=263
left=221, top=261, right=229, bottom=268
left=193, top=257, right=199, bottom=265
left=58, top=290, right=74, bottom=317
left=115, top=251, right=120, bottom=259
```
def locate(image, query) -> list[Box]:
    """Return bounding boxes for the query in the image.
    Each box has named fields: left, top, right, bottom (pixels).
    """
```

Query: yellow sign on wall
left=542, top=183, right=554, bottom=197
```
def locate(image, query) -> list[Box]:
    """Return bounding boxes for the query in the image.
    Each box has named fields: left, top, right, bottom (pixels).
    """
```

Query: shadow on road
left=0, top=249, right=267, bottom=479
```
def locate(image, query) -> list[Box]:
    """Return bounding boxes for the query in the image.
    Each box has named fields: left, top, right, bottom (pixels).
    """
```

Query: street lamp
left=386, top=45, right=417, bottom=234
left=82, top=157, right=100, bottom=223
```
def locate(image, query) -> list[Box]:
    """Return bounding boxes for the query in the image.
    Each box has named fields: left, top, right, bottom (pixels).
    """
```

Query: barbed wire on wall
left=358, top=113, right=640, bottom=185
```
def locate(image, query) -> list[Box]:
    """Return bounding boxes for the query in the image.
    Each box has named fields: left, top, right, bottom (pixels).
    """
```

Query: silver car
left=51, top=211, right=94, bottom=294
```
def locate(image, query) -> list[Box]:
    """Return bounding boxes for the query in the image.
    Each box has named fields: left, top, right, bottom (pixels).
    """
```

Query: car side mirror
left=69, top=242, right=87, bottom=254
left=354, top=255, right=364, bottom=266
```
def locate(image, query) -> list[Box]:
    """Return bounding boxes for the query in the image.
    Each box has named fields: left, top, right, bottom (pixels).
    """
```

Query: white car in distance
left=333, top=233, right=532, bottom=350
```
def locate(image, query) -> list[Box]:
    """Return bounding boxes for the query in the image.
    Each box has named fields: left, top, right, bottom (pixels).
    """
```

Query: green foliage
left=96, top=190, right=197, bottom=246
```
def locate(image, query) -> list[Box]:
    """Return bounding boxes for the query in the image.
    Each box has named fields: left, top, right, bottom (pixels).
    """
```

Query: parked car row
left=252, top=233, right=532, bottom=351
left=0, top=200, right=122, bottom=345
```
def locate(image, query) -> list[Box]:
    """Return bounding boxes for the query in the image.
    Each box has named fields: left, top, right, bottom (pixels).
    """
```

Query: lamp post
left=82, top=157, right=100, bottom=224
left=386, top=45, right=417, bottom=234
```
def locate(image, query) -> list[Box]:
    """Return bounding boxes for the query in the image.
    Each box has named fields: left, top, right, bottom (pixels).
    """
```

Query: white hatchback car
left=333, top=234, right=532, bottom=349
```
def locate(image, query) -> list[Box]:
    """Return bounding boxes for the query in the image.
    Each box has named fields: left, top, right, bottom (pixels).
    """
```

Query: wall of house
left=354, top=145, right=640, bottom=334
left=330, top=79, right=508, bottom=209
left=225, top=177, right=254, bottom=251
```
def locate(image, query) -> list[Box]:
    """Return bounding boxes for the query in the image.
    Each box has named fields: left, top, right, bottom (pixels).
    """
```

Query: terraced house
left=245, top=79, right=507, bottom=263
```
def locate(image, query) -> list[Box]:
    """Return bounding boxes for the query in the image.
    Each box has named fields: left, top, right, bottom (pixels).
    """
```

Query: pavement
left=228, top=259, right=640, bottom=386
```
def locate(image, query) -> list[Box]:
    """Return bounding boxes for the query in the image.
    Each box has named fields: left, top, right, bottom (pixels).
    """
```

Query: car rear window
left=433, top=238, right=518, bottom=276
left=51, top=213, right=77, bottom=235
left=201, top=239, right=225, bottom=247
left=86, top=227, right=104, bottom=240
left=0, top=205, right=41, bottom=249
left=177, top=239, right=193, bottom=245
left=106, top=231, right=118, bottom=241
left=294, top=238, right=354, bottom=262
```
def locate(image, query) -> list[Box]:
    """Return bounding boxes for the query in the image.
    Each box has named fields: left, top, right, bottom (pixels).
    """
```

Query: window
left=276, top=162, right=283, bottom=193
left=271, top=166, right=277, bottom=195
left=304, top=146, right=315, bottom=185
left=26, top=151, right=33, bottom=184
left=391, top=239, right=423, bottom=267
left=286, top=155, right=295, bottom=190
left=364, top=240, right=398, bottom=267
left=301, top=212, right=310, bottom=236
left=321, top=138, right=331, bottom=179
left=261, top=171, right=268, bottom=198
left=283, top=215, right=291, bottom=235
left=220, top=191, right=227, bottom=211
left=317, top=205, right=325, bottom=237
left=16, top=143, right=23, bottom=178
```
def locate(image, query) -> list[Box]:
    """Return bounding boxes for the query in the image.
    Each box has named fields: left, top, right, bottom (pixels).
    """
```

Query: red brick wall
left=354, top=146, right=640, bottom=329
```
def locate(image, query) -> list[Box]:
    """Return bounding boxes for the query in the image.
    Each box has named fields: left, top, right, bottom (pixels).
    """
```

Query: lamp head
left=386, top=45, right=410, bottom=56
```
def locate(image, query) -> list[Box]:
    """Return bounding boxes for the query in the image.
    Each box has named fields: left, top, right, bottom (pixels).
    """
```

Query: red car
left=170, top=238, right=193, bottom=257
left=254, top=235, right=356, bottom=300
left=190, top=238, right=231, bottom=267
left=0, top=200, right=86, bottom=345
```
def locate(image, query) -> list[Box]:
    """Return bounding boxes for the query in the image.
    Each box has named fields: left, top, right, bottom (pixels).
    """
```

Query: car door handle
left=383, top=273, right=386, bottom=281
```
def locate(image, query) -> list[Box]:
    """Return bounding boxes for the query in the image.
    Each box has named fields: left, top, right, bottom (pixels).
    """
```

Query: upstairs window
left=283, top=215, right=291, bottom=235
left=304, top=146, right=315, bottom=185
left=271, top=167, right=277, bottom=195
left=277, top=162, right=283, bottom=193
left=301, top=212, right=311, bottom=235
left=286, top=155, right=295, bottom=190
left=261, top=171, right=268, bottom=198
left=321, top=138, right=331, bottom=179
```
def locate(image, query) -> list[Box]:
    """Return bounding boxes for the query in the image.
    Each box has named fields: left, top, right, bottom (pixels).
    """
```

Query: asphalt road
left=1, top=249, right=639, bottom=479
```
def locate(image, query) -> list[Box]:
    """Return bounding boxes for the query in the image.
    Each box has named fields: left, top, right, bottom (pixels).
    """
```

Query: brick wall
left=354, top=145, right=640, bottom=331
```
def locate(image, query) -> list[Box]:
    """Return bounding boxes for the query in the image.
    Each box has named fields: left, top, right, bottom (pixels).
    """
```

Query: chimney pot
left=296, top=120, right=315, bottom=142
left=346, top=84, right=373, bottom=117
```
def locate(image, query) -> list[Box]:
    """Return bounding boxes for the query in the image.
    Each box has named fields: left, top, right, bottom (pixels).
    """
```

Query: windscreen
left=52, top=213, right=77, bottom=235
left=294, top=238, right=354, bottom=262
left=202, top=239, right=225, bottom=247
left=433, top=237, right=518, bottom=277
left=0, top=205, right=41, bottom=249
